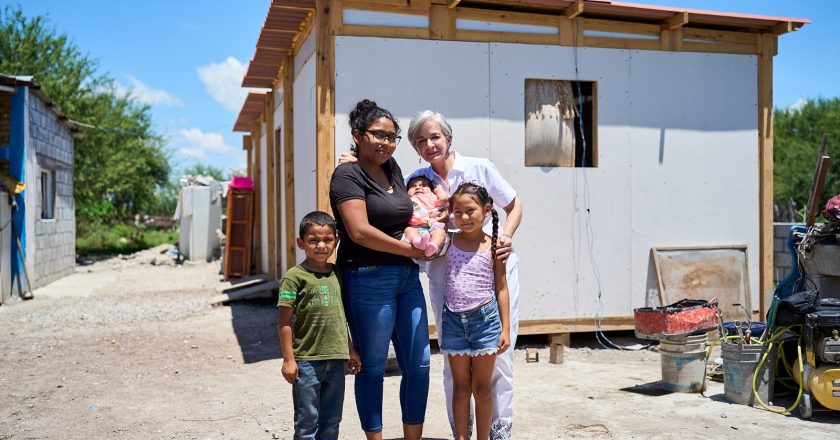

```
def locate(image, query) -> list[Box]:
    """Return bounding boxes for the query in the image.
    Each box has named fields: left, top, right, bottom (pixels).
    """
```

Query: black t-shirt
left=329, top=159, right=414, bottom=267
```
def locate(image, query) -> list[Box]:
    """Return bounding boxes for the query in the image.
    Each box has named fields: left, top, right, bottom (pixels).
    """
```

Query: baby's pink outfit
left=409, top=192, right=441, bottom=227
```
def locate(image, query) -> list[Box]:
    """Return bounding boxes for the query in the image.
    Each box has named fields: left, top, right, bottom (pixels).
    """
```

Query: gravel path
left=1, top=247, right=838, bottom=439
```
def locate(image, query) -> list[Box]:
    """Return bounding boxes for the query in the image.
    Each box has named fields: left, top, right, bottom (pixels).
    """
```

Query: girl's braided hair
left=450, top=181, right=498, bottom=270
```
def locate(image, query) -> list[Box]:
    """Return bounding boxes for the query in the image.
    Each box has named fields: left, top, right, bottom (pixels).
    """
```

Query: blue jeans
left=343, top=264, right=431, bottom=432
left=440, top=297, right=501, bottom=356
left=292, top=359, right=346, bottom=440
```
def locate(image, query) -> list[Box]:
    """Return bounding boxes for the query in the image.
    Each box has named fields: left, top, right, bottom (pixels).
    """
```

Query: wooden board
left=216, top=274, right=268, bottom=293
left=652, top=245, right=751, bottom=322
left=210, top=280, right=280, bottom=305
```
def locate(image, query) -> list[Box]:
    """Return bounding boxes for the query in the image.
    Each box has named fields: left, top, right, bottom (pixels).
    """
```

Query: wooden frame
left=264, top=92, right=277, bottom=278
left=757, top=33, right=775, bottom=319
left=429, top=316, right=635, bottom=339
left=282, top=56, right=296, bottom=271
left=315, top=0, right=338, bottom=214
left=651, top=245, right=752, bottom=321
left=240, top=0, right=793, bottom=330
left=251, top=119, right=262, bottom=273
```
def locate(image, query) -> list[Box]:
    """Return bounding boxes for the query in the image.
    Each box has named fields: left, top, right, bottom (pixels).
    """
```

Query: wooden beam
left=315, top=0, right=337, bottom=215
left=265, top=92, right=277, bottom=280
left=661, top=12, right=689, bottom=31
left=584, top=36, right=659, bottom=51
left=242, top=135, right=251, bottom=151
left=283, top=55, right=296, bottom=270
left=428, top=316, right=635, bottom=339
left=246, top=137, right=252, bottom=178
left=559, top=16, right=576, bottom=46
left=271, top=4, right=316, bottom=12
left=757, top=33, right=774, bottom=319
left=342, top=24, right=431, bottom=39
left=448, top=0, right=461, bottom=9
left=430, top=4, right=456, bottom=40
left=457, top=29, right=559, bottom=45
left=252, top=120, right=263, bottom=274
left=564, top=0, right=584, bottom=19
left=770, top=21, right=794, bottom=35
left=263, top=28, right=301, bottom=35
left=209, top=280, right=280, bottom=305
left=659, top=27, right=682, bottom=51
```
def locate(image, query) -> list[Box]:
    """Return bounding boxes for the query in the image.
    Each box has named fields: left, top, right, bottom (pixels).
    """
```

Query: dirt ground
left=2, top=246, right=839, bottom=439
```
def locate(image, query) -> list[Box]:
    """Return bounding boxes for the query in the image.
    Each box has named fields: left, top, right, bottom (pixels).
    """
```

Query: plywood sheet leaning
left=651, top=245, right=751, bottom=322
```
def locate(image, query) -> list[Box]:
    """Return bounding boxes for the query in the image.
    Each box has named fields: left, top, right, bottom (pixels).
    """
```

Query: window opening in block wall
left=524, top=79, right=597, bottom=168
left=40, top=169, right=55, bottom=219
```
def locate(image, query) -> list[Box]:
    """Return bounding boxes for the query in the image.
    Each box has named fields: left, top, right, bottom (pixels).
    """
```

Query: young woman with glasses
left=329, top=99, right=431, bottom=440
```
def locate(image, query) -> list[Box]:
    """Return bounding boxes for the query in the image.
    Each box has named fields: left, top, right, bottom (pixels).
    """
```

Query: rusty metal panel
left=652, top=245, right=751, bottom=322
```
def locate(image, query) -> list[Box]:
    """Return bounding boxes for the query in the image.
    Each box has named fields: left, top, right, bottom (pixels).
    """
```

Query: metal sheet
left=652, top=246, right=751, bottom=322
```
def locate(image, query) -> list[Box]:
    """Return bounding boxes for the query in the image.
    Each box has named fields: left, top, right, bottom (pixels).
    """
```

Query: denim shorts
left=440, top=297, right=501, bottom=357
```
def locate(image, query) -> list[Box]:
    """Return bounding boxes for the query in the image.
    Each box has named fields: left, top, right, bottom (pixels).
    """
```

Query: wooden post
left=243, top=135, right=252, bottom=178
left=430, top=4, right=455, bottom=40
left=315, top=0, right=337, bottom=215
left=265, top=92, right=277, bottom=279
left=252, top=119, right=263, bottom=274
left=549, top=343, right=564, bottom=364
left=283, top=56, right=297, bottom=270
left=757, top=33, right=774, bottom=318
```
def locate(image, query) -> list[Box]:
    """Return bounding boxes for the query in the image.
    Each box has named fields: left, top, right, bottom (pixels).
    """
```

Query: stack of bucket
left=659, top=333, right=709, bottom=393
left=634, top=299, right=719, bottom=393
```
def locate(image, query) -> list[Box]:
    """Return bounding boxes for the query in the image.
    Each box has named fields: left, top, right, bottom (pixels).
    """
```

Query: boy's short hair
left=299, top=211, right=337, bottom=238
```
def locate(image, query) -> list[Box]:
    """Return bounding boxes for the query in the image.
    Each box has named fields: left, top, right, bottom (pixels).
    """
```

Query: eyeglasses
left=364, top=130, right=401, bottom=145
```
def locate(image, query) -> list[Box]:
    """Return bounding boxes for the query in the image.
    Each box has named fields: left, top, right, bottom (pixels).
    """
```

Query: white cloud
left=115, top=75, right=183, bottom=107
left=175, top=128, right=234, bottom=159
left=198, top=57, right=255, bottom=113
left=788, top=97, right=808, bottom=112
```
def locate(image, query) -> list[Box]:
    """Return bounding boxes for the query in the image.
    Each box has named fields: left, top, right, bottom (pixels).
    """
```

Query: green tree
left=0, top=5, right=171, bottom=232
left=774, top=97, right=840, bottom=221
left=180, top=163, right=227, bottom=181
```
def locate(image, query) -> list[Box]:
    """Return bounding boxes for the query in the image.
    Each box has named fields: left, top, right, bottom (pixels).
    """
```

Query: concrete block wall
left=28, top=94, right=75, bottom=288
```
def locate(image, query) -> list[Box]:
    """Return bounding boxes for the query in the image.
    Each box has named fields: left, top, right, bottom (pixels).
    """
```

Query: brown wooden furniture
left=224, top=189, right=254, bottom=281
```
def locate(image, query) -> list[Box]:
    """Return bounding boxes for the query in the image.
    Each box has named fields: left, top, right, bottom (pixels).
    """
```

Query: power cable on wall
left=571, top=21, right=643, bottom=351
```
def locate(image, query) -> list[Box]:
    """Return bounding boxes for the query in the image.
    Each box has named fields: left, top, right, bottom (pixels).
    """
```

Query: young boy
left=277, top=211, right=361, bottom=440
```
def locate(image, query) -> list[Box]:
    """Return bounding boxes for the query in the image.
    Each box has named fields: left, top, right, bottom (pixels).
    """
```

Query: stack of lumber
left=210, top=274, right=278, bottom=305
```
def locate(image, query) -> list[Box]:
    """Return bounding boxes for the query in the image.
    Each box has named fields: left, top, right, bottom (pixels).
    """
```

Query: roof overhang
left=233, top=91, right=268, bottom=132
left=0, top=74, right=80, bottom=135
left=501, top=1, right=808, bottom=33
left=239, top=0, right=809, bottom=107
left=242, top=1, right=316, bottom=88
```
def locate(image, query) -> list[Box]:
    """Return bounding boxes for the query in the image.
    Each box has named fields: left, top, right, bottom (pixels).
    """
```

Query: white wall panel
left=628, top=50, right=759, bottom=310
left=335, top=37, right=491, bottom=170
left=293, top=57, right=317, bottom=264
left=490, top=44, right=632, bottom=319
left=330, top=36, right=760, bottom=321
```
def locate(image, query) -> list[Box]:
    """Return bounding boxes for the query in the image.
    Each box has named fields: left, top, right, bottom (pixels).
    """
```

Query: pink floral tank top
left=444, top=243, right=495, bottom=312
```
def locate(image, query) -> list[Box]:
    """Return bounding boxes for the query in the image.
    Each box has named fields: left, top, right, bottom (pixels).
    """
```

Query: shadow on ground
left=230, top=297, right=281, bottom=364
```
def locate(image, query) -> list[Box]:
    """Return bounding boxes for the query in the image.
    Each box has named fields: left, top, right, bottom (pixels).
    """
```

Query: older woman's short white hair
left=407, top=110, right=453, bottom=147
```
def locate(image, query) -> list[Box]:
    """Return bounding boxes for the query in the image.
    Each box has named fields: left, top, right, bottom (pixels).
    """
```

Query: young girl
left=440, top=182, right=511, bottom=440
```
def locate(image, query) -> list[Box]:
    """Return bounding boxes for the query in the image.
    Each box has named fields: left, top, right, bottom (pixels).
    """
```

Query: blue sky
left=8, top=1, right=837, bottom=177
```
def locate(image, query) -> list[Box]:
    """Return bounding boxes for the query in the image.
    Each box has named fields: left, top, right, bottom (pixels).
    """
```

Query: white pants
left=427, top=251, right=519, bottom=439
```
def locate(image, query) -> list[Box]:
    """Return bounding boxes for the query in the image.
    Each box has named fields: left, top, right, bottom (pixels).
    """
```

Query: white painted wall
left=333, top=36, right=760, bottom=320
left=293, top=50, right=317, bottom=265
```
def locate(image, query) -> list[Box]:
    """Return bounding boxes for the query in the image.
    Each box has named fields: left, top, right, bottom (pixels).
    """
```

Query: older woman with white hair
left=404, top=110, right=522, bottom=440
